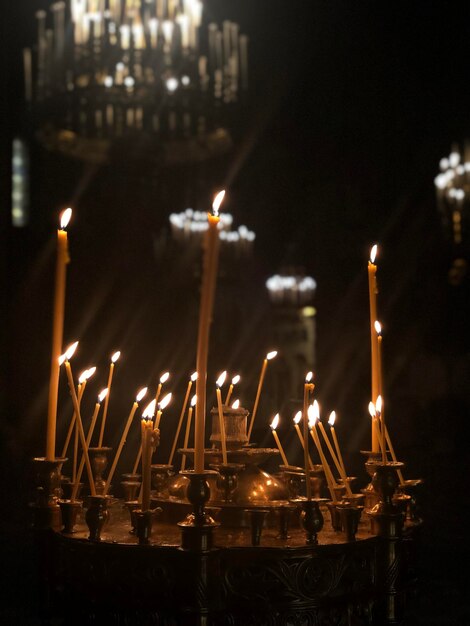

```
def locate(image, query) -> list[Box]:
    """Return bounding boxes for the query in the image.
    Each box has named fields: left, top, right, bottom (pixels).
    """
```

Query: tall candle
left=72, top=388, right=107, bottom=501
left=302, top=372, right=314, bottom=499
left=317, top=418, right=352, bottom=496
left=215, top=371, right=228, bottom=464
left=46, top=208, right=71, bottom=460
left=376, top=395, right=387, bottom=465
left=308, top=404, right=337, bottom=503
left=154, top=392, right=172, bottom=430
left=104, top=387, right=147, bottom=495
left=247, top=350, right=277, bottom=441
left=270, top=414, right=289, bottom=466
left=154, top=371, right=170, bottom=410
left=368, top=401, right=385, bottom=457
left=375, top=322, right=387, bottom=464
left=368, top=244, right=379, bottom=452
left=293, top=411, right=313, bottom=469
left=168, top=372, right=197, bottom=465
left=62, top=366, right=96, bottom=460
left=225, top=374, right=240, bottom=405
left=98, top=351, right=120, bottom=446
left=328, top=412, right=347, bottom=476
left=181, top=395, right=196, bottom=472
left=194, top=190, right=225, bottom=473
left=141, top=417, right=152, bottom=512
left=132, top=399, right=156, bottom=474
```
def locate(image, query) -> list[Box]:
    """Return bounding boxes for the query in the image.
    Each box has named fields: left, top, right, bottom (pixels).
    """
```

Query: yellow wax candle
left=270, top=414, right=289, bottom=466
left=302, top=372, right=314, bottom=499
left=383, top=423, right=405, bottom=485
left=328, top=411, right=347, bottom=476
left=247, top=350, right=277, bottom=441
left=98, top=351, right=120, bottom=447
left=181, top=395, right=196, bottom=472
left=317, top=420, right=352, bottom=496
left=141, top=418, right=152, bottom=512
left=194, top=190, right=225, bottom=473
left=132, top=399, right=157, bottom=474
left=225, top=374, right=240, bottom=405
left=376, top=395, right=387, bottom=465
left=168, top=373, right=197, bottom=465
left=104, top=387, right=147, bottom=495
left=72, top=383, right=81, bottom=483
left=62, top=366, right=96, bottom=459
left=293, top=411, right=314, bottom=469
left=215, top=371, right=228, bottom=464
left=154, top=392, right=172, bottom=430
left=72, top=388, right=107, bottom=501
left=46, top=208, right=71, bottom=460
left=308, top=405, right=337, bottom=503
left=368, top=244, right=380, bottom=452
left=154, top=371, right=170, bottom=410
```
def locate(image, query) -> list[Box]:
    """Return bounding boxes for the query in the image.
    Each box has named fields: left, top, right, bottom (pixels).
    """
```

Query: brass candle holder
left=58, top=499, right=82, bottom=534
left=31, top=457, right=66, bottom=530
left=85, top=494, right=110, bottom=541
left=177, top=470, right=219, bottom=551
left=291, top=497, right=327, bottom=545
left=88, top=447, right=113, bottom=495
left=150, top=464, right=174, bottom=498
left=121, top=473, right=141, bottom=502
left=211, top=462, right=245, bottom=502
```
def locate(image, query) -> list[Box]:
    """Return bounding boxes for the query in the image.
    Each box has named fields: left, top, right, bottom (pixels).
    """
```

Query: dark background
left=2, top=0, right=470, bottom=623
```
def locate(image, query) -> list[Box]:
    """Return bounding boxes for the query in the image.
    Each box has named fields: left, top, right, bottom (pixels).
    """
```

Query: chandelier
left=25, top=0, right=248, bottom=162
left=266, top=271, right=317, bottom=306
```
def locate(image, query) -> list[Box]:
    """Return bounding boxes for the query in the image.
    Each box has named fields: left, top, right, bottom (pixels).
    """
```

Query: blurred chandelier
left=266, top=271, right=317, bottom=306
left=25, top=0, right=248, bottom=162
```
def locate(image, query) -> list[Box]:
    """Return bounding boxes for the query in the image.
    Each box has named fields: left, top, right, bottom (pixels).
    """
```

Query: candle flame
left=216, top=371, right=227, bottom=388
left=111, top=351, right=121, bottom=363
left=293, top=410, right=302, bottom=425
left=86, top=366, right=97, bottom=379
left=60, top=207, right=72, bottom=229
left=231, top=399, right=240, bottom=409
left=58, top=353, right=66, bottom=366
left=160, top=371, right=170, bottom=384
left=191, top=371, right=198, bottom=382
left=191, top=394, right=197, bottom=407
left=374, top=320, right=382, bottom=335
left=266, top=350, right=278, bottom=360
left=328, top=411, right=336, bottom=426
left=375, top=395, right=383, bottom=415
left=232, top=374, right=241, bottom=385
left=212, top=189, right=225, bottom=215
left=159, top=392, right=172, bottom=410
left=143, top=399, right=157, bottom=418
left=368, top=401, right=376, bottom=418
left=98, top=388, right=108, bottom=403
left=307, top=404, right=317, bottom=428
left=305, top=371, right=313, bottom=383
left=136, top=387, right=148, bottom=402
left=313, top=399, right=320, bottom=419
left=64, top=341, right=79, bottom=361
left=370, top=244, right=378, bottom=264
left=270, top=413, right=280, bottom=430
left=78, top=369, right=89, bottom=384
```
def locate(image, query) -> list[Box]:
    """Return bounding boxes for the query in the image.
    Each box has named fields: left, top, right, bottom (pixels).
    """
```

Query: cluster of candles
left=45, top=194, right=403, bottom=513
left=25, top=0, right=248, bottom=139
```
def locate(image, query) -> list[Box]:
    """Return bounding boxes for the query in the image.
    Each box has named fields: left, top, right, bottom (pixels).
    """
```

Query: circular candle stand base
left=291, top=497, right=328, bottom=545
left=58, top=499, right=82, bottom=534
left=31, top=457, right=67, bottom=530
left=150, top=464, right=174, bottom=498
left=88, top=447, right=113, bottom=495
left=85, top=494, right=110, bottom=541
left=210, top=462, right=245, bottom=502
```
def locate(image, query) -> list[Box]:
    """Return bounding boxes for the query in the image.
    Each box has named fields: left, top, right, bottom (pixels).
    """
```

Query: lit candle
left=168, top=372, right=197, bottom=465
left=293, top=411, right=313, bottom=469
left=154, top=371, right=170, bottom=409
left=61, top=342, right=96, bottom=497
left=302, top=372, right=314, bottom=499
left=154, top=392, right=172, bottom=430
left=104, top=387, right=148, bottom=495
left=231, top=399, right=240, bottom=409
left=308, top=403, right=337, bottom=502
left=98, top=350, right=120, bottom=447
left=46, top=207, right=71, bottom=460
left=247, top=350, right=277, bottom=441
left=72, top=388, right=108, bottom=501
left=328, top=411, right=347, bottom=476
left=374, top=321, right=387, bottom=463
left=62, top=365, right=95, bottom=465
left=376, top=395, right=387, bottom=465
left=132, top=399, right=156, bottom=475
left=270, top=414, right=289, bottom=466
left=215, top=371, right=228, bottom=464
left=368, top=244, right=380, bottom=452
left=181, top=395, right=196, bottom=472
left=225, top=374, right=240, bottom=405
left=194, top=190, right=225, bottom=473
left=140, top=400, right=155, bottom=512
left=317, top=412, right=352, bottom=496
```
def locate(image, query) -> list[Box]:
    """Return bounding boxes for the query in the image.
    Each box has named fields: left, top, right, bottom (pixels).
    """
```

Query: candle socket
left=276, top=504, right=295, bottom=540
left=326, top=501, right=343, bottom=531
left=308, top=465, right=325, bottom=498
left=397, top=478, right=423, bottom=522
left=360, top=450, right=382, bottom=511
left=245, top=508, right=270, bottom=546
left=211, top=463, right=245, bottom=503
left=177, top=471, right=219, bottom=551
left=210, top=405, right=249, bottom=449
left=134, top=507, right=163, bottom=545
left=58, top=499, right=82, bottom=533
left=150, top=464, right=174, bottom=498
left=291, top=497, right=327, bottom=545
left=125, top=500, right=140, bottom=534
left=336, top=504, right=364, bottom=542
left=121, top=474, right=141, bottom=502
left=280, top=467, right=304, bottom=499
left=88, top=447, right=113, bottom=495
left=61, top=480, right=83, bottom=501
left=85, top=495, right=110, bottom=541
left=31, top=457, right=66, bottom=530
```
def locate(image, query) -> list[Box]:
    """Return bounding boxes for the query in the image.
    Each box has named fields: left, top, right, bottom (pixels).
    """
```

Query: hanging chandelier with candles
left=25, top=0, right=249, bottom=162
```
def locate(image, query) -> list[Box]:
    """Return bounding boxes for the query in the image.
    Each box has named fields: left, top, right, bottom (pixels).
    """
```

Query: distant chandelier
left=266, top=272, right=317, bottom=306
left=25, top=0, right=248, bottom=162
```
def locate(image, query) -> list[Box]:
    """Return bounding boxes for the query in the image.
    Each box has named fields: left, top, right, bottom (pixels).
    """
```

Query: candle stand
left=31, top=410, right=422, bottom=625
left=88, top=447, right=113, bottom=495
